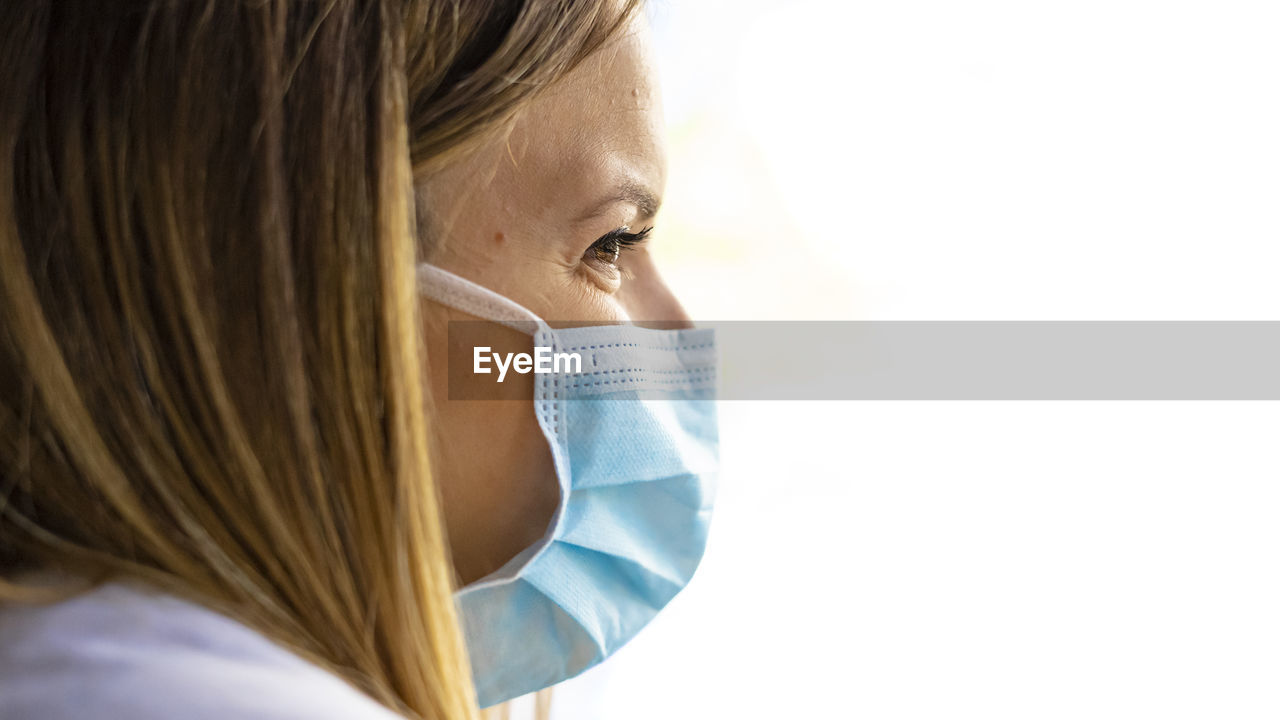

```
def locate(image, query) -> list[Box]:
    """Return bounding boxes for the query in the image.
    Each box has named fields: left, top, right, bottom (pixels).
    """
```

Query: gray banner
left=446, top=321, right=1280, bottom=400
left=713, top=321, right=1280, bottom=400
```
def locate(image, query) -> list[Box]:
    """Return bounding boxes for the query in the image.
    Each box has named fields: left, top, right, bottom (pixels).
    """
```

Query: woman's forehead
left=418, top=17, right=665, bottom=238
left=503, top=25, right=666, bottom=212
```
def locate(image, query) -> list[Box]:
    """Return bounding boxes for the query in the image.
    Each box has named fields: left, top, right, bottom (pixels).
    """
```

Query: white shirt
left=0, top=580, right=406, bottom=719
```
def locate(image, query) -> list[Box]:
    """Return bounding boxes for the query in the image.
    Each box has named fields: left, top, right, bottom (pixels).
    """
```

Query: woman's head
left=0, top=1, right=647, bottom=717
left=415, top=6, right=693, bottom=588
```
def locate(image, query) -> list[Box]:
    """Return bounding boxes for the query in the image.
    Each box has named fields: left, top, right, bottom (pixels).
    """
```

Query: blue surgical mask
left=417, top=264, right=719, bottom=708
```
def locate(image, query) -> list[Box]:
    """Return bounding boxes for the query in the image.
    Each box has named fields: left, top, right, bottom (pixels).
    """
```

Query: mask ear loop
left=416, top=264, right=545, bottom=335
left=417, top=263, right=571, bottom=589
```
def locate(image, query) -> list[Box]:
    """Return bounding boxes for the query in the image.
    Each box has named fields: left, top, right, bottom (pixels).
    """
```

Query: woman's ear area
left=413, top=128, right=513, bottom=268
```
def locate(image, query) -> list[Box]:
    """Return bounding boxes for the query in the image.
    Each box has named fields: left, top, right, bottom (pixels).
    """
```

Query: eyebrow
left=575, top=176, right=662, bottom=225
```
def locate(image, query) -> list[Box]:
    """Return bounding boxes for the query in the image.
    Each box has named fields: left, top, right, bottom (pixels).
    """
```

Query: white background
left=547, top=1, right=1280, bottom=717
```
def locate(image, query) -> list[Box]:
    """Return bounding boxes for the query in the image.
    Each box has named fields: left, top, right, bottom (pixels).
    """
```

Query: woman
left=0, top=1, right=717, bottom=719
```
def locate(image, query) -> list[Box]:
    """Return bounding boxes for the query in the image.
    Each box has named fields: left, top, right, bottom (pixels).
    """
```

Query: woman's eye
left=586, top=225, right=653, bottom=267
left=592, top=238, right=622, bottom=264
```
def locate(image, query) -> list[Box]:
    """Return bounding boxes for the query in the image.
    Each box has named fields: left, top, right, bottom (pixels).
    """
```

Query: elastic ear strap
left=417, top=264, right=542, bottom=335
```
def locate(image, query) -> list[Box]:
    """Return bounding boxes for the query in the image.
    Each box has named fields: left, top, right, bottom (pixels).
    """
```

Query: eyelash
left=588, top=225, right=653, bottom=265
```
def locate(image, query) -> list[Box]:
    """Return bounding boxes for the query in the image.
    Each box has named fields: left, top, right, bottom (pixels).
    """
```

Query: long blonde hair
left=0, top=2, right=636, bottom=718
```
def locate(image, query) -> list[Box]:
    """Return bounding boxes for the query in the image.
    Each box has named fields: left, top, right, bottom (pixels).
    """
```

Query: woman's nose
left=615, top=254, right=694, bottom=328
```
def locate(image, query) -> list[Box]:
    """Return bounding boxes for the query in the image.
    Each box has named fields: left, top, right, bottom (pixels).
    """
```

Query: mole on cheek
left=493, top=231, right=505, bottom=242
